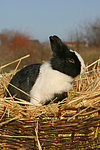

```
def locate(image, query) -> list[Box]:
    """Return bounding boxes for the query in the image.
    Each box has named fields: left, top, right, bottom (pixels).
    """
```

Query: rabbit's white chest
left=30, top=62, right=74, bottom=104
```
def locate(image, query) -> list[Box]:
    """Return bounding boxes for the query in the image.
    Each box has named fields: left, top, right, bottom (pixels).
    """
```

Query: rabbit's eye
left=68, top=58, right=75, bottom=63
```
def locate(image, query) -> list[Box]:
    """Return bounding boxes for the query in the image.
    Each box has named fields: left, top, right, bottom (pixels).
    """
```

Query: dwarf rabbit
left=7, top=35, right=86, bottom=105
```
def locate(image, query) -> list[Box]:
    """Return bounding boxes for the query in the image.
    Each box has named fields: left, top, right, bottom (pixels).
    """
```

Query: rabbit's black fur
left=50, top=36, right=81, bottom=77
left=7, top=35, right=85, bottom=105
left=7, top=64, right=41, bottom=101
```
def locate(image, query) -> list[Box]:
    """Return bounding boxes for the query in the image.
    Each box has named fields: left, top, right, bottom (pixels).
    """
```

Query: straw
left=0, top=56, right=100, bottom=149
left=0, top=54, right=30, bottom=69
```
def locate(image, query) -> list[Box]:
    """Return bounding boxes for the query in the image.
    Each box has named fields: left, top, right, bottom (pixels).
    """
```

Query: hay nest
left=0, top=56, right=100, bottom=150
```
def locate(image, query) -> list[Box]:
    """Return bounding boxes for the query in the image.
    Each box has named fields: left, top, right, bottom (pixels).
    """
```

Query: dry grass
left=0, top=56, right=100, bottom=150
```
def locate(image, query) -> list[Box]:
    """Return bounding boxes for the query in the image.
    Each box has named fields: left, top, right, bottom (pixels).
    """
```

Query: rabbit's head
left=49, top=35, right=86, bottom=78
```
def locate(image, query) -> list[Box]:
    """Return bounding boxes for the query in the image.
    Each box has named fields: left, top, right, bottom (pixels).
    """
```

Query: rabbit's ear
left=49, top=35, right=68, bottom=54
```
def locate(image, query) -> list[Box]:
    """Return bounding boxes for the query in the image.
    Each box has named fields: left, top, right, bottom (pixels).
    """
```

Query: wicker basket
left=0, top=57, right=100, bottom=150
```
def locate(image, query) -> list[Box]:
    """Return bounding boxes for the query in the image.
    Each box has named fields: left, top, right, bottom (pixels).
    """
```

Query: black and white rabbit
left=7, top=35, right=86, bottom=105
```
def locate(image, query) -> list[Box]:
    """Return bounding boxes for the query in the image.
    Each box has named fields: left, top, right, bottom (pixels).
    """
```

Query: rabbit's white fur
left=30, top=62, right=74, bottom=104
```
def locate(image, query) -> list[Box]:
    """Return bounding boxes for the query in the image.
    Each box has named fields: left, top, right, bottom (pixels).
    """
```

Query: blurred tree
left=68, top=18, right=100, bottom=47
left=86, top=19, right=100, bottom=46
left=0, top=29, right=44, bottom=71
left=10, top=32, right=30, bottom=49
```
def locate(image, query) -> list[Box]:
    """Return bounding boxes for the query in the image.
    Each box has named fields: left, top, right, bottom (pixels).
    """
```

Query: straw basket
left=0, top=56, right=100, bottom=150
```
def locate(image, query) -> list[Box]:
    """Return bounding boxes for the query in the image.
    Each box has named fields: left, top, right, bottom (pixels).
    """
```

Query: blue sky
left=0, top=0, right=100, bottom=42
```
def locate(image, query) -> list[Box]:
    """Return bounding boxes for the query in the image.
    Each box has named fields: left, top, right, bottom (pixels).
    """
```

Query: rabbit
left=7, top=35, right=86, bottom=105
